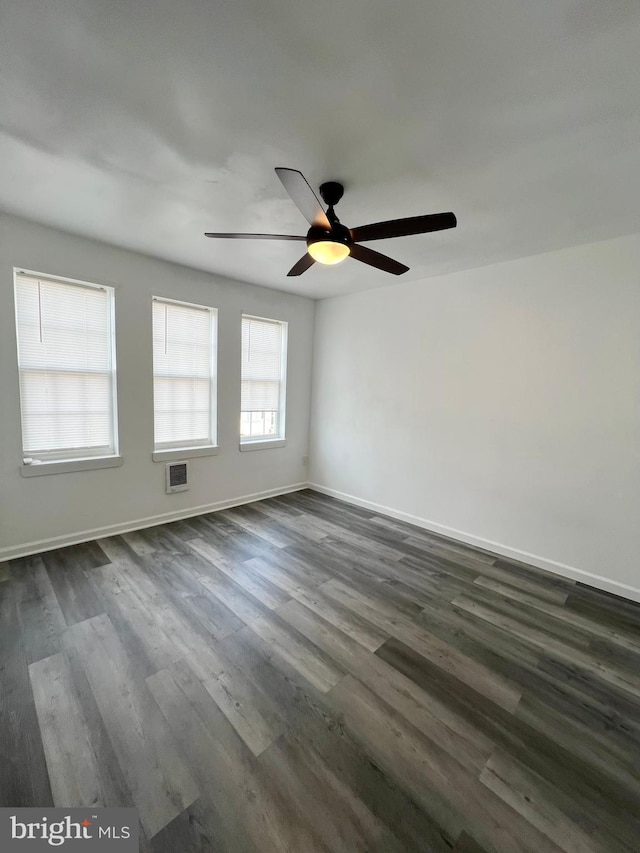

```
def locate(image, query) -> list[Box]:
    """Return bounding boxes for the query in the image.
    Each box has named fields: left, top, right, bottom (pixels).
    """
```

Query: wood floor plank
left=400, top=550, right=485, bottom=588
left=162, top=519, right=204, bottom=542
left=40, top=546, right=106, bottom=626
left=244, top=554, right=321, bottom=598
left=416, top=595, right=640, bottom=767
left=403, top=543, right=572, bottom=605
left=375, top=639, right=640, bottom=851
left=90, top=562, right=182, bottom=675
left=95, top=535, right=140, bottom=564
left=258, top=730, right=412, bottom=853
left=0, top=580, right=53, bottom=807
left=29, top=651, right=117, bottom=807
left=417, top=595, right=544, bottom=685
left=392, top=520, right=492, bottom=553
left=251, top=500, right=328, bottom=543
left=195, top=566, right=268, bottom=625
left=474, top=573, right=568, bottom=604
left=285, top=489, right=378, bottom=524
left=219, top=505, right=295, bottom=548
left=284, top=540, right=384, bottom=589
left=453, top=594, right=640, bottom=701
left=187, top=536, right=246, bottom=577
left=493, top=558, right=577, bottom=591
left=59, top=635, right=138, bottom=807
left=330, top=675, right=564, bottom=853
left=318, top=522, right=409, bottom=563
left=195, top=519, right=281, bottom=565
left=200, top=668, right=284, bottom=758
left=150, top=799, right=226, bottom=852
left=147, top=662, right=326, bottom=852
left=186, top=542, right=268, bottom=623
left=322, top=574, right=424, bottom=622
left=11, top=556, right=67, bottom=664
left=536, top=649, right=640, bottom=720
left=450, top=583, right=601, bottom=656
left=74, top=540, right=111, bottom=569
left=66, top=614, right=199, bottom=838
left=146, top=667, right=257, bottom=851
left=247, top=610, right=346, bottom=693
left=453, top=831, right=491, bottom=853
left=134, top=525, right=194, bottom=556
left=282, top=492, right=409, bottom=562
left=464, top=580, right=640, bottom=666
left=266, top=545, right=336, bottom=585
left=182, top=587, right=245, bottom=639
left=263, top=494, right=307, bottom=516
left=140, top=550, right=255, bottom=641
left=517, top=688, right=640, bottom=792
left=368, top=515, right=497, bottom=567
left=565, top=588, right=640, bottom=636
left=121, top=530, right=158, bottom=556
left=218, top=625, right=458, bottom=853
left=187, top=538, right=289, bottom=609
left=402, top=537, right=500, bottom=571
left=277, top=599, right=493, bottom=773
left=290, top=584, right=390, bottom=652
left=323, top=578, right=523, bottom=712
left=480, top=748, right=610, bottom=853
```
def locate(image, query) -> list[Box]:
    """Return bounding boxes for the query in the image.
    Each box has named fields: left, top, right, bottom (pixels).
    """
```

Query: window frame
left=240, top=313, right=288, bottom=450
left=151, top=295, right=218, bottom=461
left=14, top=268, right=121, bottom=477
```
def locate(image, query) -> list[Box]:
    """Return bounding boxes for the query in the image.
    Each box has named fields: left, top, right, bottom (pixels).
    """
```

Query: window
left=14, top=270, right=118, bottom=466
left=240, top=314, right=287, bottom=444
left=152, top=297, right=217, bottom=453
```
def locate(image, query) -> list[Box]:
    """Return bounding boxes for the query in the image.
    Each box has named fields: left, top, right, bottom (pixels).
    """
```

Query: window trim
left=152, top=445, right=219, bottom=462
left=152, top=295, right=218, bottom=454
left=239, top=438, right=287, bottom=452
left=20, top=454, right=123, bottom=477
left=13, top=267, right=120, bottom=470
left=240, top=313, right=288, bottom=448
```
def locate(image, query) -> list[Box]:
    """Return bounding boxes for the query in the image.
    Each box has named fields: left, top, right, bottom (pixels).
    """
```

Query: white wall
left=310, top=233, right=640, bottom=600
left=0, top=213, right=315, bottom=559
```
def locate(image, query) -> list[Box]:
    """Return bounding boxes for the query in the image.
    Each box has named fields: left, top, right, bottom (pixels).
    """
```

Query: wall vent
left=166, top=461, right=189, bottom=493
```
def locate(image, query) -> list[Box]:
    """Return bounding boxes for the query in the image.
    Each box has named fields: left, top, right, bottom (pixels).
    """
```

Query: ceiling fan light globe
left=307, top=240, right=350, bottom=265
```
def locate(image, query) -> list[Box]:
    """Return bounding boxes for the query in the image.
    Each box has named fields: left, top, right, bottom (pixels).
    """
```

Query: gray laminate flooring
left=1, top=489, right=639, bottom=851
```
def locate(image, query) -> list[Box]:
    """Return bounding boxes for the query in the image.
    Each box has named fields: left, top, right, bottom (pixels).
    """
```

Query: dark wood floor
left=1, top=490, right=639, bottom=852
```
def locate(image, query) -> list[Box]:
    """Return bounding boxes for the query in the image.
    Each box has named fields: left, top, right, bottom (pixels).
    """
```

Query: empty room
left=1, top=1, right=639, bottom=851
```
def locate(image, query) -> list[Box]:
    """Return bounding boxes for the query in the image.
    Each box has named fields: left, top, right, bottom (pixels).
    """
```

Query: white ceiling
left=1, top=0, right=639, bottom=299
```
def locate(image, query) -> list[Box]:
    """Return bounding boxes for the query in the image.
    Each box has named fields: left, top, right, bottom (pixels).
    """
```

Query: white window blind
left=14, top=271, right=117, bottom=463
left=153, top=298, right=216, bottom=450
left=241, top=315, right=287, bottom=441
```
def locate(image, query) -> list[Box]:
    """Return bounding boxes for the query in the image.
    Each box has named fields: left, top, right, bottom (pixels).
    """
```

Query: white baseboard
left=308, top=482, right=640, bottom=604
left=1, top=483, right=308, bottom=562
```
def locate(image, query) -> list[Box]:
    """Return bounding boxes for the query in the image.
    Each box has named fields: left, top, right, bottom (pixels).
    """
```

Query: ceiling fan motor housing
left=306, top=222, right=352, bottom=250
left=319, top=181, right=344, bottom=207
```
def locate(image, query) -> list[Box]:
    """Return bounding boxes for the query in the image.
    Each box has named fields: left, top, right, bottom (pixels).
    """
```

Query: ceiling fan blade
left=350, top=212, right=457, bottom=243
left=349, top=243, right=409, bottom=275
left=275, top=168, right=331, bottom=229
left=287, top=253, right=316, bottom=277
left=204, top=232, right=306, bottom=241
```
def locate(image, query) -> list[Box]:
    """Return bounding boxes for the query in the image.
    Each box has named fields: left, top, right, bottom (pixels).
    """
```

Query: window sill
left=239, top=438, right=287, bottom=452
left=152, top=445, right=219, bottom=462
left=20, top=455, right=123, bottom=477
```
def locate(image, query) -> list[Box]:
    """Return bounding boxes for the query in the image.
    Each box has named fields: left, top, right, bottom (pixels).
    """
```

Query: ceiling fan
left=205, top=168, right=457, bottom=277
